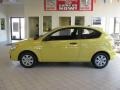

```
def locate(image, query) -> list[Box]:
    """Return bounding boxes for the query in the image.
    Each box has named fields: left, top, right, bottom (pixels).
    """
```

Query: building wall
left=0, top=5, right=7, bottom=42
left=4, top=0, right=120, bottom=40
left=0, top=4, right=24, bottom=42
left=6, top=4, right=24, bottom=17
left=5, top=4, right=24, bottom=42
left=23, top=0, right=120, bottom=37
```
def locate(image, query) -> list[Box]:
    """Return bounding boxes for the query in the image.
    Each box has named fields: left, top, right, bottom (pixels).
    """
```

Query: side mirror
left=34, top=35, right=39, bottom=40
left=42, top=36, right=50, bottom=41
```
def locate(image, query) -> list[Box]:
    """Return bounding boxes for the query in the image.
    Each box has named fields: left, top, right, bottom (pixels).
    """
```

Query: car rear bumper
left=109, top=50, right=116, bottom=60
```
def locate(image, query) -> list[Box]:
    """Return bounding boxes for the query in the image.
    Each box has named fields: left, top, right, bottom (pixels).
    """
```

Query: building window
left=75, top=16, right=85, bottom=25
left=43, top=16, right=52, bottom=32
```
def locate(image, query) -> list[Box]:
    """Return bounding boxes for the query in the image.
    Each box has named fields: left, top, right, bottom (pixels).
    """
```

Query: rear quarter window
left=81, top=28, right=101, bottom=39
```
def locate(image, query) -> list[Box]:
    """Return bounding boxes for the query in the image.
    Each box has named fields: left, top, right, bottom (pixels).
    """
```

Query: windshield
left=33, top=27, right=61, bottom=40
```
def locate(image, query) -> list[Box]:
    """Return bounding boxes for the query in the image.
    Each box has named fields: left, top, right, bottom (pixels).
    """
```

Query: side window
left=51, top=28, right=73, bottom=37
left=46, top=28, right=78, bottom=41
left=81, top=28, right=101, bottom=39
left=82, top=29, right=93, bottom=34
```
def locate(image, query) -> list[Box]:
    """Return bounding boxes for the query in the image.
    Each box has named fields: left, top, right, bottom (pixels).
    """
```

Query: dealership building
left=0, top=0, right=120, bottom=90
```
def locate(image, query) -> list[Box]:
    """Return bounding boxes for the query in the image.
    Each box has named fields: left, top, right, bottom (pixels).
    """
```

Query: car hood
left=15, top=38, right=42, bottom=46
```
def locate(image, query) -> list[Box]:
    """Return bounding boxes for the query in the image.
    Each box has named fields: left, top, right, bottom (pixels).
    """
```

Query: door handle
left=69, top=42, right=77, bottom=45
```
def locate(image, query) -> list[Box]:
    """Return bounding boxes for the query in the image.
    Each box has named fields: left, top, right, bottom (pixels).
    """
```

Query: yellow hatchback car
left=10, top=26, right=116, bottom=69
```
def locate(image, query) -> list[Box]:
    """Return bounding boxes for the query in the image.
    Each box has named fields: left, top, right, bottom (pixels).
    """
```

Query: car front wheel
left=19, top=52, right=37, bottom=68
left=91, top=53, right=109, bottom=69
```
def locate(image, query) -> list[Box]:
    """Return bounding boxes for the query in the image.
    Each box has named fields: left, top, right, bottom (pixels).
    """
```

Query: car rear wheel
left=91, top=53, right=109, bottom=69
left=19, top=52, right=37, bottom=68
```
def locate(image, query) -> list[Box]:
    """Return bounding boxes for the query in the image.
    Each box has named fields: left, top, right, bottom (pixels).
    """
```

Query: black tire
left=91, top=53, right=109, bottom=69
left=19, top=52, right=37, bottom=68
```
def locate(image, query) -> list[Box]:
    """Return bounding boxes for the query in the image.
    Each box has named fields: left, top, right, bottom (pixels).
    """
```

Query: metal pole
left=114, top=17, right=117, bottom=34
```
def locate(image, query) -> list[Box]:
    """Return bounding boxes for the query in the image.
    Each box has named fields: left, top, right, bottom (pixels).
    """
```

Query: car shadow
left=35, top=62, right=93, bottom=69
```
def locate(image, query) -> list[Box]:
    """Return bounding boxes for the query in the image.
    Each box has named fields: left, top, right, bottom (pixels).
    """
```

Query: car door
left=39, top=27, right=80, bottom=62
left=77, top=27, right=102, bottom=61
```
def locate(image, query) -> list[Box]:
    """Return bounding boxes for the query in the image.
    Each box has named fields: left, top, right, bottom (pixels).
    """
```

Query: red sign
left=44, top=0, right=93, bottom=11
left=57, top=0, right=80, bottom=11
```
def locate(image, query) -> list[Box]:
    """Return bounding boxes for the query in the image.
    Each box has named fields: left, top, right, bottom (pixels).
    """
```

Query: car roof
left=53, top=25, right=104, bottom=33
